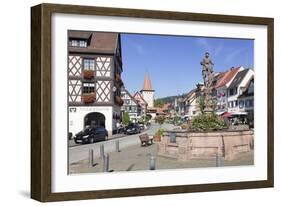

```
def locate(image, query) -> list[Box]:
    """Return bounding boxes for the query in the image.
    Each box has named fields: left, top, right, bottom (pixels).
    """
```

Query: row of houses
left=174, top=66, right=254, bottom=125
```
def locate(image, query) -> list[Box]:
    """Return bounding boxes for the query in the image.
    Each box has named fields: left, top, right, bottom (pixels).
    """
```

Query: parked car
left=138, top=123, right=145, bottom=130
left=124, top=123, right=141, bottom=135
left=74, top=126, right=108, bottom=144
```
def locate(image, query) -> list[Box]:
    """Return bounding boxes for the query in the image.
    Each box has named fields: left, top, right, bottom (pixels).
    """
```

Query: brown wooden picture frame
left=31, top=3, right=274, bottom=202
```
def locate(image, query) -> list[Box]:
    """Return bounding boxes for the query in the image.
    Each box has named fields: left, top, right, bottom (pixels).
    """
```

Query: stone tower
left=140, top=73, right=155, bottom=108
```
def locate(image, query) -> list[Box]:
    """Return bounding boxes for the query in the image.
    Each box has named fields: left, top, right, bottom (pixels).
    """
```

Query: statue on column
left=200, top=52, right=215, bottom=113
left=200, top=52, right=214, bottom=87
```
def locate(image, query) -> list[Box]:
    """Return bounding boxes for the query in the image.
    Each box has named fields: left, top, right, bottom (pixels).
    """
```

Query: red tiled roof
left=142, top=73, right=153, bottom=91
left=215, top=67, right=240, bottom=88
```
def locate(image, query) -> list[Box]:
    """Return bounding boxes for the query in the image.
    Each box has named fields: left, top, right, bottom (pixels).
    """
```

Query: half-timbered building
left=68, top=31, right=124, bottom=136
left=133, top=91, right=148, bottom=117
left=121, top=88, right=142, bottom=122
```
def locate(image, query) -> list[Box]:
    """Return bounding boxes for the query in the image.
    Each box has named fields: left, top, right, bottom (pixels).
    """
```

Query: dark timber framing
left=31, top=3, right=274, bottom=202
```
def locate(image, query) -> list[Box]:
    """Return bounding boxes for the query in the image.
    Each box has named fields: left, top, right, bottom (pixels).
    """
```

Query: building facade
left=133, top=91, right=148, bottom=117
left=215, top=67, right=243, bottom=114
left=227, top=69, right=254, bottom=115
left=184, top=84, right=204, bottom=118
left=68, top=31, right=124, bottom=136
left=121, top=88, right=142, bottom=122
left=237, top=77, right=254, bottom=127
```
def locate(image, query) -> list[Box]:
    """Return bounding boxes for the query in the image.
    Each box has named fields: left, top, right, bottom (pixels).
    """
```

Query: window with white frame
left=83, top=83, right=95, bottom=94
left=70, top=39, right=87, bottom=47
left=83, top=59, right=95, bottom=70
left=229, top=87, right=237, bottom=96
left=239, top=100, right=244, bottom=108
left=79, top=40, right=87, bottom=48
left=248, top=81, right=254, bottom=94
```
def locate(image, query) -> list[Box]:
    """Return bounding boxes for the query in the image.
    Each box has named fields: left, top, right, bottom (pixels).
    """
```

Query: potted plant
left=83, top=70, right=95, bottom=79
left=154, top=128, right=164, bottom=142
left=82, top=92, right=96, bottom=104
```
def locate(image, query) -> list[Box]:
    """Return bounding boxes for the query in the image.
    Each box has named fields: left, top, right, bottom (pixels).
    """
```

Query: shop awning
left=221, top=112, right=233, bottom=118
left=231, top=111, right=248, bottom=116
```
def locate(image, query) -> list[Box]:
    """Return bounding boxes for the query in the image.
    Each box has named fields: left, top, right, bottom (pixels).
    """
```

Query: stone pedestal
left=157, top=130, right=254, bottom=161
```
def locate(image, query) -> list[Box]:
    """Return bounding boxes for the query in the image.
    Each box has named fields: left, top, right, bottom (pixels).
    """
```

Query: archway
left=84, top=112, right=105, bottom=128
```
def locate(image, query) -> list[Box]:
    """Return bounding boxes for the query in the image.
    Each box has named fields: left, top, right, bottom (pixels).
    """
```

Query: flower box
left=83, top=70, right=95, bottom=79
left=82, top=93, right=96, bottom=104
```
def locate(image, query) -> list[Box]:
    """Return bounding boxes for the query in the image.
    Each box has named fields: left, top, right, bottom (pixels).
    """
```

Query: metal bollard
left=149, top=155, right=156, bottom=170
left=100, top=144, right=104, bottom=158
left=216, top=154, right=224, bottom=167
left=115, top=140, right=120, bottom=152
left=103, top=154, right=109, bottom=172
left=88, top=149, right=94, bottom=167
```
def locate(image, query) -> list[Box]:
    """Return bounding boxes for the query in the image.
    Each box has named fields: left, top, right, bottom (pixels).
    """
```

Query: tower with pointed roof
left=140, top=73, right=155, bottom=108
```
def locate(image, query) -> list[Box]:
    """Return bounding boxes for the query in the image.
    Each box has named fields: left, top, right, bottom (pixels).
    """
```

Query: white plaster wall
left=227, top=69, right=254, bottom=113
left=142, top=91, right=154, bottom=108
left=68, top=106, right=113, bottom=135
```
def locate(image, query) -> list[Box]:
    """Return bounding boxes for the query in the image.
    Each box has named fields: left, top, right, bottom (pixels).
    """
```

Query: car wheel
left=89, top=137, right=94, bottom=144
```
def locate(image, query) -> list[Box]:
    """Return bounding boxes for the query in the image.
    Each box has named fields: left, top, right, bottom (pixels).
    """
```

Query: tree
left=122, top=112, right=130, bottom=125
left=154, top=99, right=165, bottom=108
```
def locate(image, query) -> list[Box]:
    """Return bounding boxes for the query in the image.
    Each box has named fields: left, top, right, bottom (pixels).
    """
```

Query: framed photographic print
left=31, top=3, right=274, bottom=202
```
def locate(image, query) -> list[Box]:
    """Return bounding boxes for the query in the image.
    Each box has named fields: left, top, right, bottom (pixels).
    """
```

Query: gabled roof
left=238, top=77, right=254, bottom=98
left=121, top=89, right=139, bottom=105
left=68, top=31, right=92, bottom=39
left=133, top=91, right=148, bottom=105
left=184, top=88, right=197, bottom=102
left=215, top=67, right=240, bottom=88
left=228, top=69, right=249, bottom=89
left=68, top=31, right=119, bottom=54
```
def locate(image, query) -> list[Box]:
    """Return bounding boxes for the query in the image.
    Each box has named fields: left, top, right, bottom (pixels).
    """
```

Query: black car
left=74, top=126, right=108, bottom=144
left=124, top=123, right=141, bottom=135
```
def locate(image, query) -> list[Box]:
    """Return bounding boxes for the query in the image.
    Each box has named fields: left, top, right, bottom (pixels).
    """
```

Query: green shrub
left=155, top=115, right=165, bottom=125
left=122, top=112, right=130, bottom=126
left=155, top=128, right=165, bottom=136
left=190, top=114, right=227, bottom=132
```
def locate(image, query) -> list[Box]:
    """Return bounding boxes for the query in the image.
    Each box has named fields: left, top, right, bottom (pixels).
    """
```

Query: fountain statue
left=200, top=52, right=215, bottom=113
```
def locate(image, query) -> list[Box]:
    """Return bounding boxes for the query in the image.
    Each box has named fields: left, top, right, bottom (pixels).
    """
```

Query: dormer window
left=248, top=81, right=254, bottom=94
left=70, top=39, right=87, bottom=48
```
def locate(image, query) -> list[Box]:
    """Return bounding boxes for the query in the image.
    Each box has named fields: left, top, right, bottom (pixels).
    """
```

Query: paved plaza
left=69, top=138, right=254, bottom=174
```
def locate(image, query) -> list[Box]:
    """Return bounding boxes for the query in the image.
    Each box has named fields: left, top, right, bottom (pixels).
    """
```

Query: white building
left=237, top=77, right=254, bottom=127
left=68, top=31, right=124, bottom=137
left=227, top=68, right=254, bottom=116
left=184, top=84, right=204, bottom=118
left=121, top=88, right=141, bottom=122
left=215, top=67, right=243, bottom=114
left=140, top=73, right=154, bottom=108
left=140, top=74, right=157, bottom=119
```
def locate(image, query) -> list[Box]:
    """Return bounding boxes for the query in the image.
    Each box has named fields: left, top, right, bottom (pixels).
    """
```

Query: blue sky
left=120, top=33, right=254, bottom=98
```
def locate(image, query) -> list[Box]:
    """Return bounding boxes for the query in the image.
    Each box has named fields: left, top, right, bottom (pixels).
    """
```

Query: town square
left=67, top=31, right=254, bottom=174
